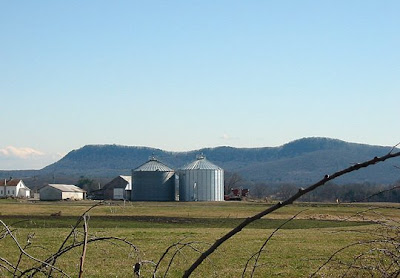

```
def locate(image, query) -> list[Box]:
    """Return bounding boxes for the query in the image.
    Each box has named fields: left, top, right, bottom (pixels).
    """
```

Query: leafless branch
left=312, top=225, right=400, bottom=277
left=13, top=232, right=34, bottom=276
left=153, top=239, right=211, bottom=278
left=153, top=237, right=189, bottom=277
left=0, top=257, right=20, bottom=275
left=163, top=242, right=210, bottom=278
left=310, top=240, right=382, bottom=277
left=17, top=201, right=140, bottom=277
left=78, top=214, right=88, bottom=278
left=242, top=209, right=306, bottom=278
left=352, top=184, right=400, bottom=203
left=0, top=219, right=71, bottom=277
left=183, top=149, right=400, bottom=277
left=389, top=142, right=400, bottom=154
left=19, top=235, right=139, bottom=277
left=340, top=247, right=399, bottom=277
left=45, top=201, right=103, bottom=277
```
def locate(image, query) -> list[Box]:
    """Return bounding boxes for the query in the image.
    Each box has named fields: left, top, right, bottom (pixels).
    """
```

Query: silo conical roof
left=133, top=157, right=174, bottom=172
left=180, top=155, right=222, bottom=170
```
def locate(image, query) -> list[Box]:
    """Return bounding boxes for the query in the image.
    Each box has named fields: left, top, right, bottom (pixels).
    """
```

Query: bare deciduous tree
left=0, top=202, right=141, bottom=277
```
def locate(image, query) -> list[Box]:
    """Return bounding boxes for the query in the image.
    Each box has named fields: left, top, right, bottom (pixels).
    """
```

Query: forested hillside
left=2, top=137, right=398, bottom=188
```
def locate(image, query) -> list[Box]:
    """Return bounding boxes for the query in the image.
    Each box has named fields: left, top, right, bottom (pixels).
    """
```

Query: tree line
left=225, top=171, right=400, bottom=203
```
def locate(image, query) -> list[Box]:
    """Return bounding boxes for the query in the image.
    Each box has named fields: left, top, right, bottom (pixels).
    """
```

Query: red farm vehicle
left=224, top=188, right=249, bottom=201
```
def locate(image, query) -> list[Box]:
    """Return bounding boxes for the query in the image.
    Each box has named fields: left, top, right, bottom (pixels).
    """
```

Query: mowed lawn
left=0, top=199, right=399, bottom=277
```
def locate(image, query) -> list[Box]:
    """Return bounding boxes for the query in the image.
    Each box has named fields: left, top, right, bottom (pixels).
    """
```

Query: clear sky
left=1, top=1, right=399, bottom=170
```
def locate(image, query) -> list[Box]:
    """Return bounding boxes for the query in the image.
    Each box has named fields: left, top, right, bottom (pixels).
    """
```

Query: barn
left=39, top=184, right=86, bottom=201
left=102, top=175, right=132, bottom=200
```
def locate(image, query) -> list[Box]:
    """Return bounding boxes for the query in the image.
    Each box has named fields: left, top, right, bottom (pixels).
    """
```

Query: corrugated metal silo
left=179, top=155, right=224, bottom=201
left=131, top=157, right=175, bottom=201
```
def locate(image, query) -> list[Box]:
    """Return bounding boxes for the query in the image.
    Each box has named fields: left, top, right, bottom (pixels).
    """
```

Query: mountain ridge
left=1, top=137, right=399, bottom=186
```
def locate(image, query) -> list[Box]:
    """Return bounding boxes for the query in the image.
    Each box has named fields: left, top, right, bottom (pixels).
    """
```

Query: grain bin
left=179, top=155, right=224, bottom=201
left=131, top=157, right=175, bottom=201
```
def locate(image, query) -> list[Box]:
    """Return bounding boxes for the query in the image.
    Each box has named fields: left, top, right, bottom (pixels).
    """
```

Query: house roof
left=120, top=175, right=131, bottom=184
left=0, top=179, right=22, bottom=187
left=102, top=175, right=132, bottom=191
left=46, top=184, right=86, bottom=193
left=120, top=175, right=132, bottom=190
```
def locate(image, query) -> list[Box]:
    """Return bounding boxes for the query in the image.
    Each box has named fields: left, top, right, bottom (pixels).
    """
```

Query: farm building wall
left=39, top=184, right=85, bottom=201
left=61, top=192, right=84, bottom=200
left=179, top=169, right=224, bottom=201
left=179, top=156, right=224, bottom=202
left=132, top=171, right=175, bottom=201
left=0, top=186, right=16, bottom=197
left=131, top=157, right=176, bottom=201
left=39, top=186, right=62, bottom=201
left=113, top=188, right=125, bottom=199
left=102, top=176, right=131, bottom=200
left=18, top=186, right=31, bottom=198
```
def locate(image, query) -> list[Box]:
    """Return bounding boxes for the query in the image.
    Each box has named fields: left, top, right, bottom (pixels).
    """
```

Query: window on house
left=0, top=190, right=2, bottom=194
left=7, top=190, right=10, bottom=194
left=12, top=190, right=15, bottom=195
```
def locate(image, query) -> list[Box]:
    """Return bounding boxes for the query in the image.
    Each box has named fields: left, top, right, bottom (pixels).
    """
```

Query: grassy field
left=0, top=199, right=399, bottom=277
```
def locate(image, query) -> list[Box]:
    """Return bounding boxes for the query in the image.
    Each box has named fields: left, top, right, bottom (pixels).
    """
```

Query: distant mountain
left=1, top=138, right=400, bottom=186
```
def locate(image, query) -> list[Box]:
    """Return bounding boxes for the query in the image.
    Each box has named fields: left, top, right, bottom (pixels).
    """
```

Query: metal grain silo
left=179, top=155, right=224, bottom=201
left=131, top=157, right=175, bottom=201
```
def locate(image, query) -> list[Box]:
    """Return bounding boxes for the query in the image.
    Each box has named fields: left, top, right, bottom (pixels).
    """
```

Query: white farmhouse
left=39, top=184, right=86, bottom=201
left=0, top=178, right=31, bottom=198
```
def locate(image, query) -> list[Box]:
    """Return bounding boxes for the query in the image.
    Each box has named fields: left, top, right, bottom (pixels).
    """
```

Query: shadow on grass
left=1, top=215, right=372, bottom=229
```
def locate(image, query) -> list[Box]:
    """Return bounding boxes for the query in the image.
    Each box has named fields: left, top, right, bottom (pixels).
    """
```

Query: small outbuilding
left=39, top=184, right=86, bottom=201
left=0, top=178, right=31, bottom=198
left=102, top=175, right=132, bottom=200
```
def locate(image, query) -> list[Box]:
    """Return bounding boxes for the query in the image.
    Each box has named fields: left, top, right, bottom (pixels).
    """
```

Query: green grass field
left=0, top=199, right=399, bottom=277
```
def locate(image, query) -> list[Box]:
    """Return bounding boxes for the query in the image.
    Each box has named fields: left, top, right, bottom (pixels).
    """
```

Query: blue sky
left=1, top=1, right=399, bottom=169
